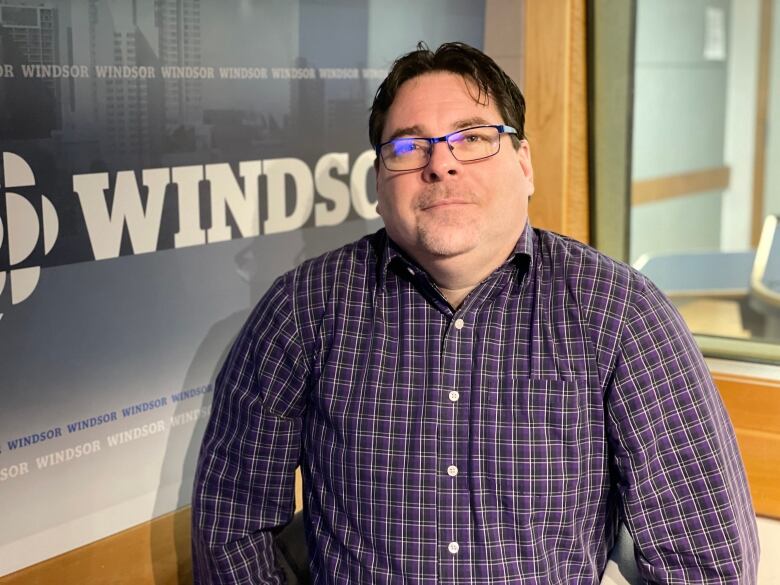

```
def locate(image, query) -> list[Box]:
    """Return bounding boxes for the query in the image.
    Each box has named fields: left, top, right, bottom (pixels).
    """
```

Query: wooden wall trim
left=712, top=371, right=780, bottom=519
left=524, top=0, right=590, bottom=243
left=733, top=429, right=780, bottom=519
left=712, top=372, right=780, bottom=437
left=752, top=0, right=773, bottom=246
left=632, top=166, right=731, bottom=205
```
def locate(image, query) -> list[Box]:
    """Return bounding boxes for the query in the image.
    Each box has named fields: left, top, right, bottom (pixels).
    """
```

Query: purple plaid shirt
left=192, top=225, right=759, bottom=584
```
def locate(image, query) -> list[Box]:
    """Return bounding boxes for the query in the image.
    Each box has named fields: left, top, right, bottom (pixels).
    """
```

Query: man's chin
left=417, top=233, right=479, bottom=259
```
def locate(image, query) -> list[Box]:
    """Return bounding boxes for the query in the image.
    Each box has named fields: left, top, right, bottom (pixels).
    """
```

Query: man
left=192, top=42, right=759, bottom=584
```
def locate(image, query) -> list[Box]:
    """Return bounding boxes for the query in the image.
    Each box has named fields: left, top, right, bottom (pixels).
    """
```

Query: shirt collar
left=373, top=221, right=535, bottom=290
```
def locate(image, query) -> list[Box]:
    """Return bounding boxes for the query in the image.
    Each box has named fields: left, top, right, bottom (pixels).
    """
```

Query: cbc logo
left=0, top=152, right=59, bottom=320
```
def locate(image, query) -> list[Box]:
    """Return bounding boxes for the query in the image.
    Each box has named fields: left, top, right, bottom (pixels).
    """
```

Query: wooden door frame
left=524, top=0, right=590, bottom=243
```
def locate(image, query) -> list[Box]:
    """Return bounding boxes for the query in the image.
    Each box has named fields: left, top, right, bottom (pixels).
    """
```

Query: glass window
left=594, top=0, right=780, bottom=364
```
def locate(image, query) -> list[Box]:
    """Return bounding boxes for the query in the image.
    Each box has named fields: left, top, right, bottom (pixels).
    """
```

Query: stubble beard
left=412, top=186, right=482, bottom=257
left=416, top=208, right=481, bottom=258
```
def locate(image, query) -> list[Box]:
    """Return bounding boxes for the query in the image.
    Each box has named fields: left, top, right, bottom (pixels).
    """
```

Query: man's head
left=370, top=42, right=534, bottom=278
left=369, top=42, right=526, bottom=150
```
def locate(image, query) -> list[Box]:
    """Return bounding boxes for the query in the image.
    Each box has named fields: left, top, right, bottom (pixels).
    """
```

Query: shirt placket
left=437, top=304, right=475, bottom=583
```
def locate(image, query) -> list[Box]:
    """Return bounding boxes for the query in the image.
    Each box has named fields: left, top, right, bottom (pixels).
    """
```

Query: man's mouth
left=420, top=199, right=474, bottom=211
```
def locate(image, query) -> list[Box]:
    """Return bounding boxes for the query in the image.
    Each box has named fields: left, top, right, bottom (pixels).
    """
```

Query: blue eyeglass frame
left=376, top=124, right=519, bottom=170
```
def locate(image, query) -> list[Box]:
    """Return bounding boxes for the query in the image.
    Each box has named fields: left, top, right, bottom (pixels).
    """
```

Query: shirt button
left=448, top=541, right=460, bottom=554
left=406, top=266, right=415, bottom=276
left=454, top=318, right=464, bottom=330
left=448, top=390, right=460, bottom=402
left=447, top=465, right=458, bottom=477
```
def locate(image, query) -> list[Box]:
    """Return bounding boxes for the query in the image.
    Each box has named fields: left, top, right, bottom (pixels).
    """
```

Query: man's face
left=376, top=72, right=534, bottom=267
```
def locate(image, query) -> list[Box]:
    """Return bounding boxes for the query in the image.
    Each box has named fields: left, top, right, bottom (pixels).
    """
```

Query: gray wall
left=631, top=0, right=730, bottom=263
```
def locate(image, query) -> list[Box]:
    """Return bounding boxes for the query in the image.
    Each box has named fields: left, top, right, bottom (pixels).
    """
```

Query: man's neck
left=416, top=241, right=518, bottom=309
left=436, top=283, right=477, bottom=309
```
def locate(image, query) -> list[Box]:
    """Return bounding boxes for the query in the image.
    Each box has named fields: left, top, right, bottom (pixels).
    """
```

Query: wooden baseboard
left=0, top=506, right=193, bottom=585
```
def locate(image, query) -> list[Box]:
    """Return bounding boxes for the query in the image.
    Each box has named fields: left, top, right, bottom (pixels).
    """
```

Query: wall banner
left=0, top=0, right=485, bottom=575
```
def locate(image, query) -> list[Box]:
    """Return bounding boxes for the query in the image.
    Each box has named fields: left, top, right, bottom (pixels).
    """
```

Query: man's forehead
left=395, top=71, right=492, bottom=106
left=383, top=71, right=499, bottom=139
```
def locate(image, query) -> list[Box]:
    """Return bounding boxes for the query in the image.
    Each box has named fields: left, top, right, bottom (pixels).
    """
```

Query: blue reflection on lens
left=393, top=139, right=418, bottom=156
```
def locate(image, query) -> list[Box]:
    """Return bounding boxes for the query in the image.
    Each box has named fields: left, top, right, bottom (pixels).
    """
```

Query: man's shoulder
left=534, top=227, right=643, bottom=282
left=292, top=229, right=381, bottom=280
left=532, top=227, right=654, bottom=305
left=271, top=229, right=382, bottom=307
left=247, top=231, right=381, bottom=339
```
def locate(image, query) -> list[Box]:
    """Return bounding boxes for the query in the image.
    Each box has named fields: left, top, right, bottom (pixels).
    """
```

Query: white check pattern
left=192, top=225, right=759, bottom=584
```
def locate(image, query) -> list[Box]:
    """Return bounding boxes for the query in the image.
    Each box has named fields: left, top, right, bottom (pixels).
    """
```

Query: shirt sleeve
left=191, top=273, right=310, bottom=584
left=606, top=274, right=760, bottom=584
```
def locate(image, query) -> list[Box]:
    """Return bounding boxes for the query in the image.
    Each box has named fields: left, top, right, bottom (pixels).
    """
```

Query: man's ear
left=374, top=158, right=385, bottom=217
left=516, top=139, right=534, bottom=189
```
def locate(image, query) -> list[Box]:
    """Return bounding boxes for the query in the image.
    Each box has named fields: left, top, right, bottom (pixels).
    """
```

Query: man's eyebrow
left=452, top=116, right=492, bottom=130
left=384, top=125, right=425, bottom=143
left=384, top=117, right=495, bottom=143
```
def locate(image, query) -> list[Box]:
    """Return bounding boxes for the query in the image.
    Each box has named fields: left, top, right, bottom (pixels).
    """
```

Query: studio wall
left=0, top=0, right=486, bottom=575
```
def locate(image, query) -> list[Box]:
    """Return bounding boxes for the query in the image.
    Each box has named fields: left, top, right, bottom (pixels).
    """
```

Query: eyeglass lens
left=381, top=126, right=503, bottom=171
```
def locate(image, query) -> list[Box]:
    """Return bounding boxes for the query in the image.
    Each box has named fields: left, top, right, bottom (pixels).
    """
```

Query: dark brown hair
left=369, top=41, right=526, bottom=149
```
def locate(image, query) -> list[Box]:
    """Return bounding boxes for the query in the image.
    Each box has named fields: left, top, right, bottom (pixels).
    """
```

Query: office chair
left=749, top=214, right=780, bottom=340
left=274, top=512, right=642, bottom=584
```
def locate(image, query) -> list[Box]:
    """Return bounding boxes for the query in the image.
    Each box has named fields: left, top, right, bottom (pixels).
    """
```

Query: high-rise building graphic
left=91, top=2, right=132, bottom=156
left=0, top=1, right=60, bottom=122
left=78, top=0, right=164, bottom=166
left=155, top=0, right=202, bottom=130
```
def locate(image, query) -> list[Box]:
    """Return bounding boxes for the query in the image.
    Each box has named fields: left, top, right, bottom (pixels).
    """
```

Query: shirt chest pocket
left=477, top=377, right=585, bottom=513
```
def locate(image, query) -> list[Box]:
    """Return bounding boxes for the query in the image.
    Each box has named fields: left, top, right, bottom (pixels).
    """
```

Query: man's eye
left=451, top=132, right=483, bottom=146
left=394, top=141, right=420, bottom=155
left=463, top=133, right=487, bottom=143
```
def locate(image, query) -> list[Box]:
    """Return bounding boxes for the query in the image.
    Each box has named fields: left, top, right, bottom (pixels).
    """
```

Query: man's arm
left=606, top=274, right=760, bottom=584
left=192, top=274, right=309, bottom=584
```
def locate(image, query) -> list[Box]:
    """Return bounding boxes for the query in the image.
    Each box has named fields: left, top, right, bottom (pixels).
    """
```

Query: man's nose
left=422, top=141, right=459, bottom=182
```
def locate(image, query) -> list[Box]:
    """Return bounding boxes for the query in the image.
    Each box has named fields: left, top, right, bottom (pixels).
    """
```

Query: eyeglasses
left=376, top=124, right=518, bottom=171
